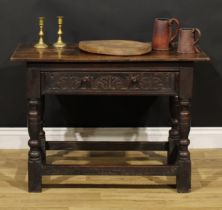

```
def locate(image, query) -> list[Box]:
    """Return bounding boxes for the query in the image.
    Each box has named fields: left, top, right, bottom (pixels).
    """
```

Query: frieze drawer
left=41, top=72, right=178, bottom=95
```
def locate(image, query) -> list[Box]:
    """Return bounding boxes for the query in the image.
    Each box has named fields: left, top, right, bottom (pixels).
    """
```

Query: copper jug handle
left=169, top=18, right=180, bottom=43
left=193, top=28, right=201, bottom=45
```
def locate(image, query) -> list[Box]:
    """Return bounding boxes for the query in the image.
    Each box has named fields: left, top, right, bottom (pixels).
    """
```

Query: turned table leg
left=39, top=95, right=46, bottom=164
left=168, top=96, right=180, bottom=165
left=28, top=99, right=42, bottom=192
left=176, top=98, right=191, bottom=193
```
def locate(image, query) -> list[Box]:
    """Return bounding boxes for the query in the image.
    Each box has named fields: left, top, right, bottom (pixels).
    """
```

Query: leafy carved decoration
left=42, top=72, right=177, bottom=93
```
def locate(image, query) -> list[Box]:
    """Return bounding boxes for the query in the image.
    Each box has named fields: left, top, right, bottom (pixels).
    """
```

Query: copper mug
left=152, top=18, right=180, bottom=50
left=177, top=28, right=201, bottom=53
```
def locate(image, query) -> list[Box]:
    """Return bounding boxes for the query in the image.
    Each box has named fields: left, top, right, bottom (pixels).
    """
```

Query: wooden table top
left=11, top=44, right=210, bottom=63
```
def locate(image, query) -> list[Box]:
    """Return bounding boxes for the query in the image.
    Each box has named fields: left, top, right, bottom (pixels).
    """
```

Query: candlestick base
left=53, top=41, right=66, bottom=48
left=34, top=42, right=48, bottom=49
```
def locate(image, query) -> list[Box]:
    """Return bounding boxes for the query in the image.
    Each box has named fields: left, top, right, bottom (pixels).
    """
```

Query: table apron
left=40, top=71, right=179, bottom=95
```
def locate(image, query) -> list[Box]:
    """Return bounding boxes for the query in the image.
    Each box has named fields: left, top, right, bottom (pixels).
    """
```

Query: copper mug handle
left=193, top=28, right=201, bottom=52
left=169, top=18, right=180, bottom=43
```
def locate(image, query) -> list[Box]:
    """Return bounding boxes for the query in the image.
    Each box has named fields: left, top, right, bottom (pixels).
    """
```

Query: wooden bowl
left=79, top=40, right=152, bottom=56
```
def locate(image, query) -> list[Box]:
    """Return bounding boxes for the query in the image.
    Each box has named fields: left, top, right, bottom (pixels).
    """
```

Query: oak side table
left=11, top=44, right=210, bottom=193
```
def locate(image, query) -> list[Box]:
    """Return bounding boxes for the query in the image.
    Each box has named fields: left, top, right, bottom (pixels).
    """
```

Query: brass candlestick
left=34, top=17, right=48, bottom=49
left=53, top=16, right=66, bottom=48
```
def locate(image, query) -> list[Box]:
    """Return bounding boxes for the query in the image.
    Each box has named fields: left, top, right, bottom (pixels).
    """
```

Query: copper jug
left=177, top=28, right=201, bottom=53
left=152, top=18, right=180, bottom=50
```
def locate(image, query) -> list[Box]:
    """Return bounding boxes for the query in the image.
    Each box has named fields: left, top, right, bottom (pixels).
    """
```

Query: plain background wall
left=0, top=0, right=221, bottom=127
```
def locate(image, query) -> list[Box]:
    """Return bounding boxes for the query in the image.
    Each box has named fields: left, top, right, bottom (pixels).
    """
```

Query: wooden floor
left=0, top=149, right=222, bottom=210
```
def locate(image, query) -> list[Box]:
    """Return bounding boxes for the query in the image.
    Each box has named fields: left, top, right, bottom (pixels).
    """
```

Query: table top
left=11, top=44, right=210, bottom=63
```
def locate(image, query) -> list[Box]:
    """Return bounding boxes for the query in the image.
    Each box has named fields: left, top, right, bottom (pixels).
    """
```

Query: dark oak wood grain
left=11, top=44, right=210, bottom=62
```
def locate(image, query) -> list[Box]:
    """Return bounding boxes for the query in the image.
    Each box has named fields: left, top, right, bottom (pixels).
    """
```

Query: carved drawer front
left=41, top=72, right=178, bottom=95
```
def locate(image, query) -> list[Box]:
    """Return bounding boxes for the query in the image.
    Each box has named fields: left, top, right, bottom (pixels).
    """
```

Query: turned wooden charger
left=79, top=40, right=152, bottom=56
